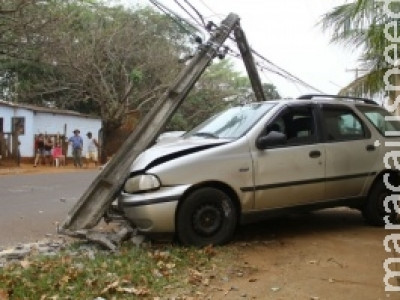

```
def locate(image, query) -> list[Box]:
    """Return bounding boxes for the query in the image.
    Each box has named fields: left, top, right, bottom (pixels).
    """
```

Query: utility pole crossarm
left=61, top=13, right=241, bottom=232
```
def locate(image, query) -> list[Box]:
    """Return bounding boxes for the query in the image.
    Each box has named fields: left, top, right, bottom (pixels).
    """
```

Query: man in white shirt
left=85, top=131, right=99, bottom=168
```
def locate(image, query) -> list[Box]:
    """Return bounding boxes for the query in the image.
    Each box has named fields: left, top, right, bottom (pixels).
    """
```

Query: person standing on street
left=33, top=134, right=45, bottom=167
left=44, top=136, right=53, bottom=166
left=85, top=131, right=99, bottom=168
left=68, top=129, right=83, bottom=167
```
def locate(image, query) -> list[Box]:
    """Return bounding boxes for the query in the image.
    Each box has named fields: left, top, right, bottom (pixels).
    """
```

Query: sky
left=115, top=0, right=361, bottom=98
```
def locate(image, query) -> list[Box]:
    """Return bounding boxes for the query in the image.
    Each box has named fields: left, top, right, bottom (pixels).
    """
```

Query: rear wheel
left=362, top=180, right=398, bottom=226
left=176, top=187, right=237, bottom=247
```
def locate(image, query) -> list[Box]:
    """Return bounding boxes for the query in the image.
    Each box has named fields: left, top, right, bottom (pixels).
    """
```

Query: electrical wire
left=181, top=0, right=324, bottom=93
left=227, top=47, right=302, bottom=83
left=149, top=0, right=204, bottom=40
left=173, top=0, right=204, bottom=29
left=152, top=0, right=324, bottom=93
left=224, top=33, right=323, bottom=92
left=182, top=0, right=207, bottom=27
left=250, top=48, right=324, bottom=92
left=259, top=68, right=273, bottom=86
left=197, top=0, right=221, bottom=20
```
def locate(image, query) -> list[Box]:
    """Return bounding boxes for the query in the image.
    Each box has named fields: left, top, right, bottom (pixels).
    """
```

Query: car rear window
left=357, top=105, right=400, bottom=137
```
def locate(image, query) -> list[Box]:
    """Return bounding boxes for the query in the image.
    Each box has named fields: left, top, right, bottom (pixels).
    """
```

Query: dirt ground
left=1, top=164, right=399, bottom=299
left=0, top=162, right=100, bottom=176
left=206, top=210, right=399, bottom=300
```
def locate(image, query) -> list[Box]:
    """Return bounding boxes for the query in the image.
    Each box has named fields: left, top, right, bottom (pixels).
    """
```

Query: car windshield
left=184, top=102, right=276, bottom=139
left=357, top=105, right=400, bottom=137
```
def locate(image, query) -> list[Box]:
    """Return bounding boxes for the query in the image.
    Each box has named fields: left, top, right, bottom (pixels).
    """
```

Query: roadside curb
left=0, top=164, right=99, bottom=176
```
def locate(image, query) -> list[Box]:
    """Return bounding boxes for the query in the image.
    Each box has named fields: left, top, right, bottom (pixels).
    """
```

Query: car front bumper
left=118, top=184, right=191, bottom=233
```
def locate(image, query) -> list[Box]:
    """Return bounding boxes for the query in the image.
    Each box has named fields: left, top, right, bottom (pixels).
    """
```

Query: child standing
left=85, top=131, right=99, bottom=168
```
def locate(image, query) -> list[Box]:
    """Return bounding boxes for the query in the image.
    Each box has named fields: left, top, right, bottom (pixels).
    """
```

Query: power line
left=149, top=0, right=204, bottom=40
left=224, top=36, right=322, bottom=92
left=197, top=0, right=221, bottom=20
left=227, top=48, right=292, bottom=80
left=179, top=0, right=323, bottom=92
left=172, top=0, right=204, bottom=29
left=220, top=30, right=323, bottom=92
left=251, top=48, right=324, bottom=92
left=152, top=0, right=324, bottom=93
left=183, top=0, right=207, bottom=27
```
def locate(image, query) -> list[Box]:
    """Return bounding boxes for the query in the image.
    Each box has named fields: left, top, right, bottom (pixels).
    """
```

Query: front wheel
left=176, top=187, right=237, bottom=247
left=362, top=180, right=398, bottom=226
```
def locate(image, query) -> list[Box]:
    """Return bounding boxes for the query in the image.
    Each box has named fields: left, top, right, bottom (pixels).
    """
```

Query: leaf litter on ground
left=0, top=241, right=242, bottom=299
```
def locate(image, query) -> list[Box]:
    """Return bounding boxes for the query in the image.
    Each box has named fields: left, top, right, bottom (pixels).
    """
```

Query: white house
left=0, top=100, right=102, bottom=158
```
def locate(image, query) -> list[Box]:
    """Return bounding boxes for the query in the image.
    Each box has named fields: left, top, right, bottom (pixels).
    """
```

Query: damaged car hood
left=131, top=137, right=229, bottom=172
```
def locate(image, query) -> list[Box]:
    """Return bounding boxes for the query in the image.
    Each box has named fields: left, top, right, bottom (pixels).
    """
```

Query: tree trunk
left=100, top=110, right=141, bottom=164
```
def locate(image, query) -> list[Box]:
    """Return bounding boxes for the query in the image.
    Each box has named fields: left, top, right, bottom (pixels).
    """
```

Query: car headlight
left=124, top=174, right=161, bottom=193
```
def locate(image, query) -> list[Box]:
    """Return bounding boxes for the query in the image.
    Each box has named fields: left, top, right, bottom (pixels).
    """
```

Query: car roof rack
left=297, top=94, right=378, bottom=106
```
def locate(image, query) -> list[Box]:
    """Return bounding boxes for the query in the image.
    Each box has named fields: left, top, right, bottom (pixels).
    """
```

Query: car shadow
left=232, top=208, right=374, bottom=243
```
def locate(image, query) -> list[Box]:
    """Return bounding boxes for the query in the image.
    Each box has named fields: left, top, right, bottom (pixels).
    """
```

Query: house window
left=11, top=117, right=25, bottom=135
left=0, top=118, right=3, bottom=132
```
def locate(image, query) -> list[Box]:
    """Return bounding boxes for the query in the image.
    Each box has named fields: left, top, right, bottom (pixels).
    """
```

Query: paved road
left=0, top=171, right=99, bottom=247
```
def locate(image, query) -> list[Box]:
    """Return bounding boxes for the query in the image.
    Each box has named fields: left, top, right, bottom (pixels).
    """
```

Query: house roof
left=0, top=100, right=101, bottom=119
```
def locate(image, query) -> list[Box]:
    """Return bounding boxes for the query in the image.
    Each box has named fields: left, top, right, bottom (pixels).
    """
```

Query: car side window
left=322, top=106, right=367, bottom=141
left=267, top=106, right=316, bottom=146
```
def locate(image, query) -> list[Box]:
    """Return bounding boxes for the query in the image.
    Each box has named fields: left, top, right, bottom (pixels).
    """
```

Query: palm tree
left=321, top=0, right=398, bottom=96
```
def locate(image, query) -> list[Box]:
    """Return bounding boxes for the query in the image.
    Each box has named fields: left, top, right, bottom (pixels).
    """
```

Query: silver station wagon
left=116, top=95, right=400, bottom=246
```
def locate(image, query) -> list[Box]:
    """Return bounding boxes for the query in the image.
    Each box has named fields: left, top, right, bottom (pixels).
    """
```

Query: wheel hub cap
left=193, top=204, right=222, bottom=236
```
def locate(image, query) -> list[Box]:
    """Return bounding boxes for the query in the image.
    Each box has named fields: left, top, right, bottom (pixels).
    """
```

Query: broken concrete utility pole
left=233, top=27, right=265, bottom=102
left=61, top=13, right=243, bottom=232
left=61, top=12, right=266, bottom=235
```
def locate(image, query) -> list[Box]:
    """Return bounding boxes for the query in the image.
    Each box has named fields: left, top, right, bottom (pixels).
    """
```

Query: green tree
left=0, top=1, right=191, bottom=129
left=166, top=59, right=280, bottom=131
left=1, top=0, right=281, bottom=154
left=262, top=83, right=281, bottom=100
left=0, top=0, right=198, bottom=160
left=0, top=0, right=58, bottom=101
left=321, top=0, right=399, bottom=96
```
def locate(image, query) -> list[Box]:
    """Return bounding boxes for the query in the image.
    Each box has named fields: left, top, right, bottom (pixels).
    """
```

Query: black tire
left=176, top=187, right=237, bottom=247
left=362, top=180, right=398, bottom=226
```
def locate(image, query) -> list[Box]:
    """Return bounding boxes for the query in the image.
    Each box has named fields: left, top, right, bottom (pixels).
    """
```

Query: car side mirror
left=256, top=131, right=287, bottom=149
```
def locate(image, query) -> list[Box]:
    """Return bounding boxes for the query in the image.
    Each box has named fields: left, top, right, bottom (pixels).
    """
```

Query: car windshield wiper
left=192, top=132, right=219, bottom=139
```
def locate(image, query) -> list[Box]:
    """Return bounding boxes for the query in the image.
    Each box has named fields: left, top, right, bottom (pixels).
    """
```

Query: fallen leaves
left=203, top=245, right=216, bottom=258
left=0, top=243, right=232, bottom=299
left=0, top=289, right=9, bottom=300
left=20, top=260, right=30, bottom=269
left=100, top=281, right=119, bottom=294
left=116, top=286, right=149, bottom=295
left=187, top=269, right=203, bottom=285
left=100, top=280, right=149, bottom=296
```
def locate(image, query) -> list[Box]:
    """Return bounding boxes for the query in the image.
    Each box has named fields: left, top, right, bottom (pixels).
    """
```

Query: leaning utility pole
left=61, top=12, right=266, bottom=233
left=234, top=27, right=265, bottom=102
left=61, top=13, right=245, bottom=231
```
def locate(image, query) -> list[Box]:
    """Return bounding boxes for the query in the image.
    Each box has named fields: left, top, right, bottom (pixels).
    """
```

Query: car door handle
left=366, top=144, right=375, bottom=151
left=309, top=150, right=321, bottom=158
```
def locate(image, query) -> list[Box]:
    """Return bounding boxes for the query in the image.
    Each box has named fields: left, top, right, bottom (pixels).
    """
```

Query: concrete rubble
left=61, top=222, right=136, bottom=251
left=0, top=238, right=67, bottom=267
left=0, top=223, right=145, bottom=268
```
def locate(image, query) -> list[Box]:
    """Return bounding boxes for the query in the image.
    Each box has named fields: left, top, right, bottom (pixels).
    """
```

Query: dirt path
left=207, top=209, right=398, bottom=300
left=0, top=163, right=98, bottom=176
